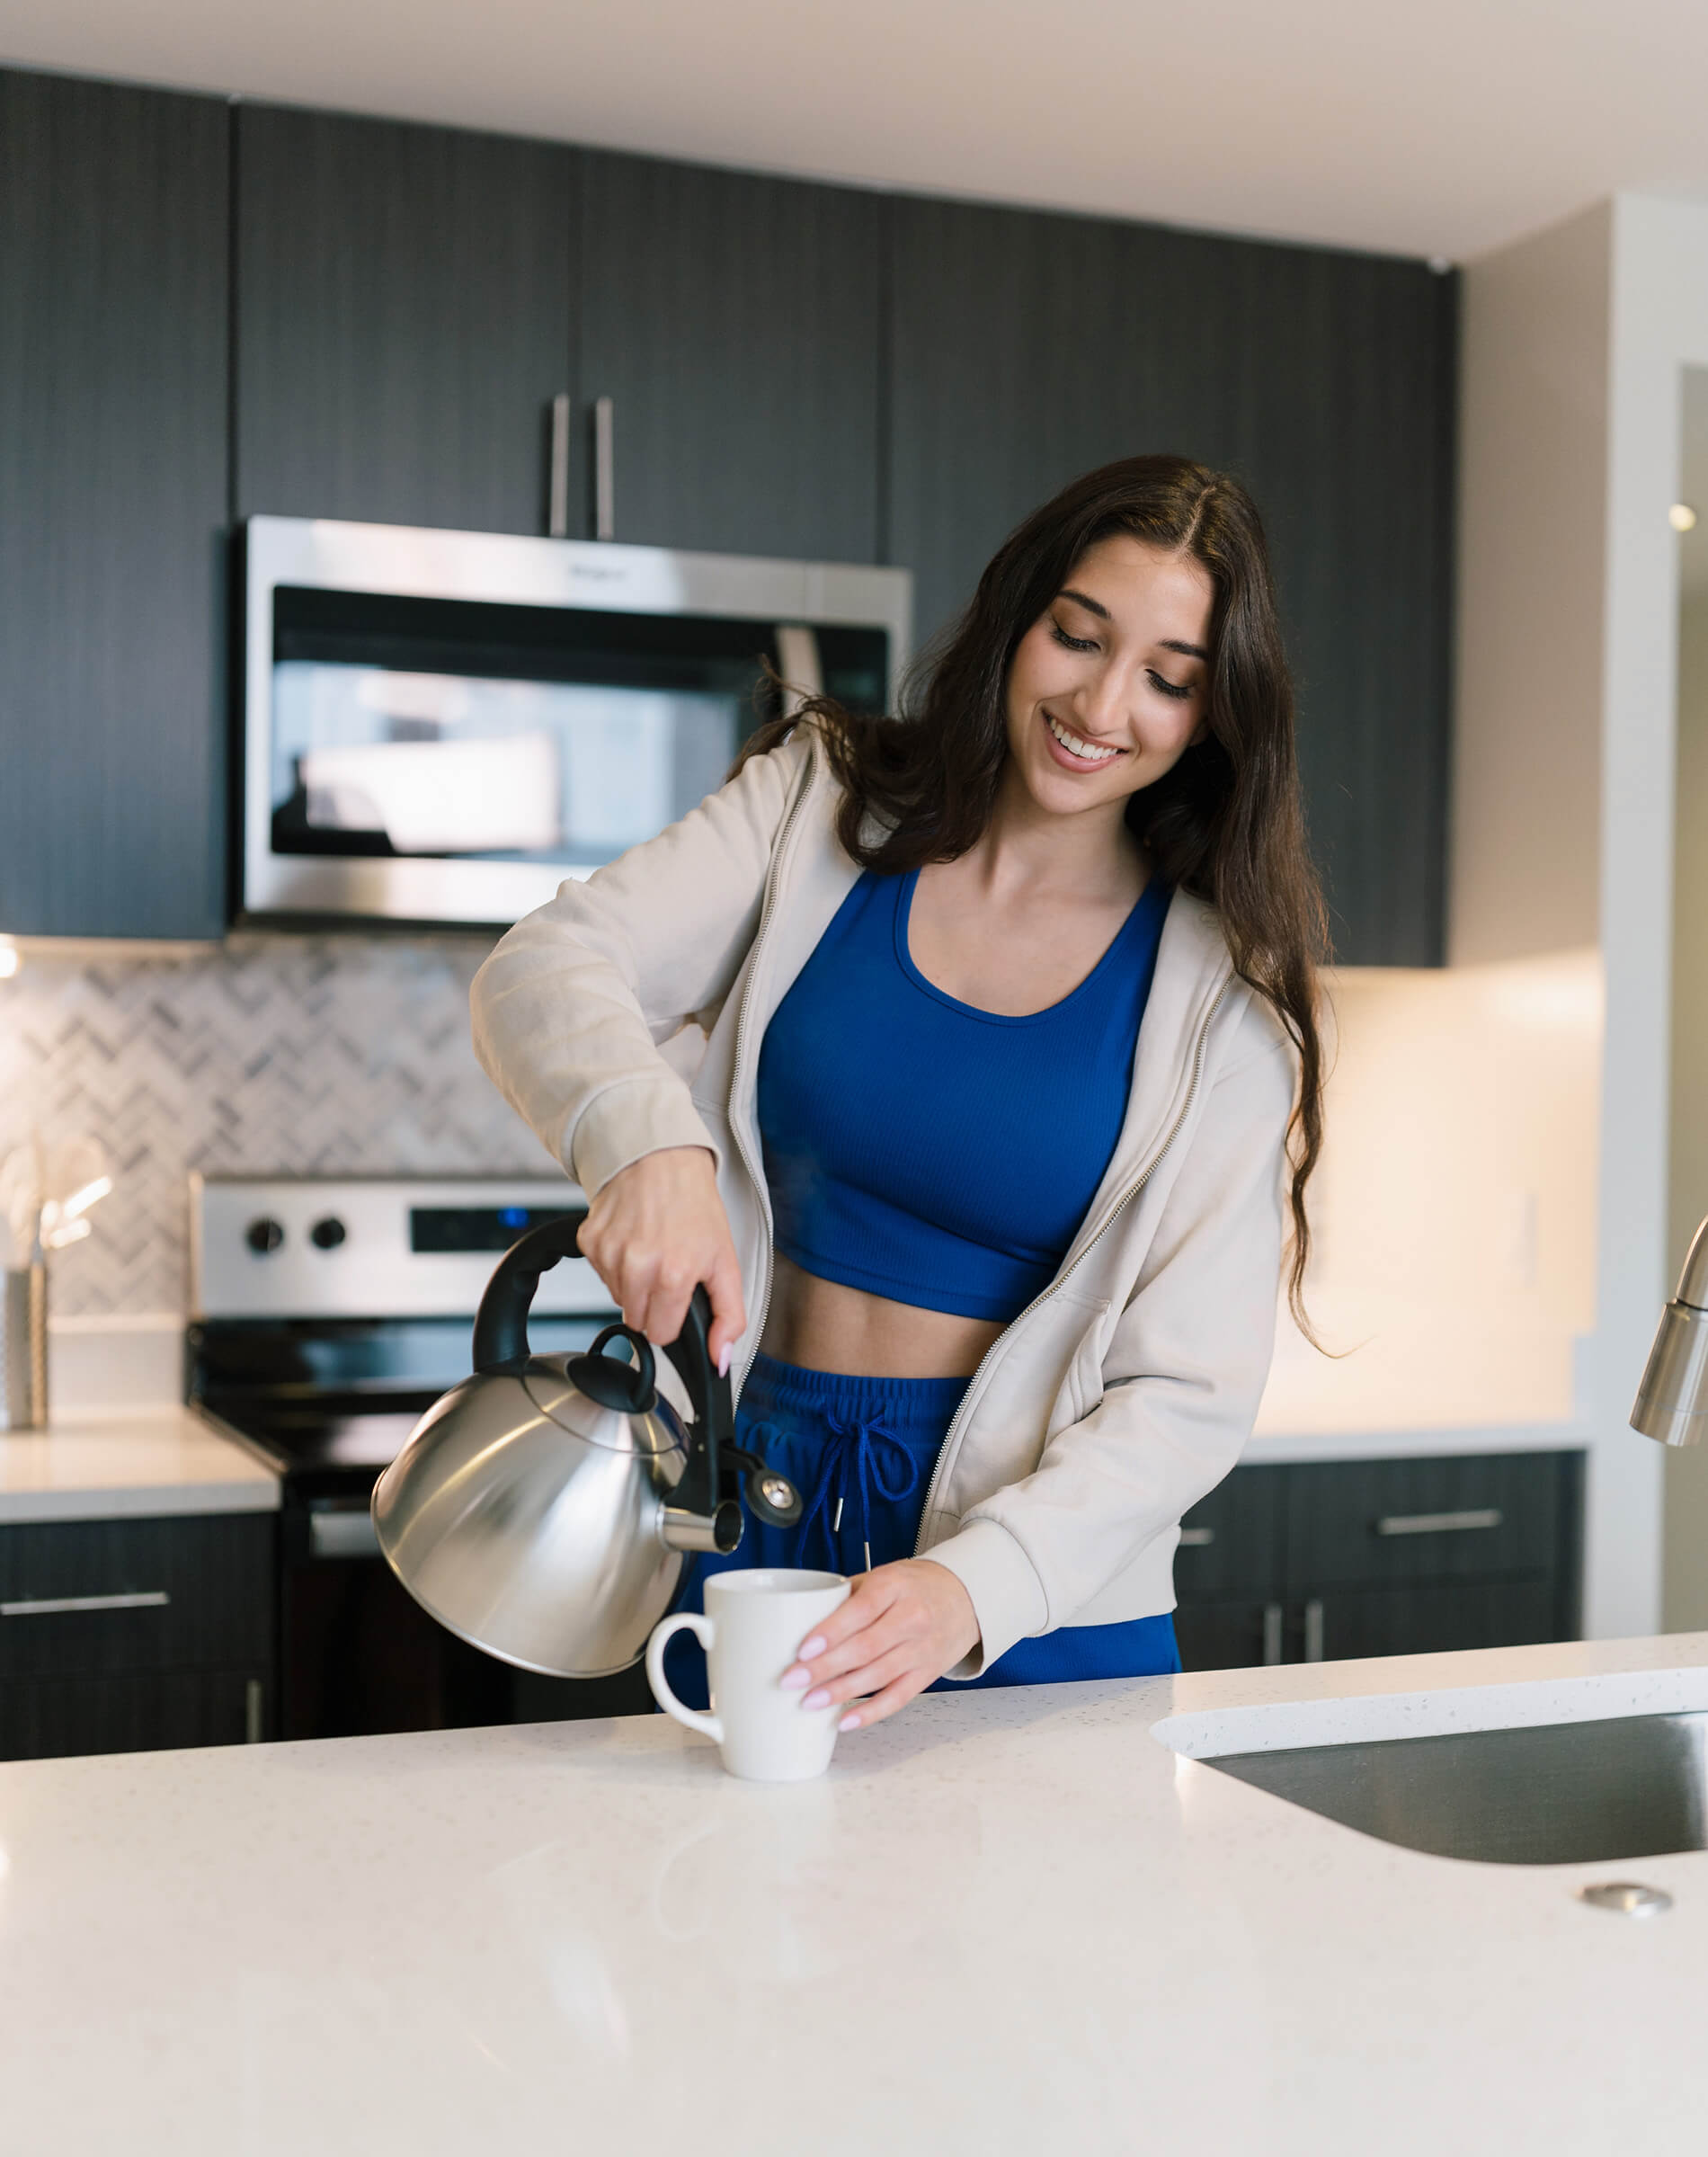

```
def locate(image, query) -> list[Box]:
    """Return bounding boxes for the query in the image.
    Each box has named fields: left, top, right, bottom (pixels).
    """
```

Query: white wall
left=1666, top=579, right=1708, bottom=1625
left=1446, top=193, right=1708, bottom=1639
left=1451, top=202, right=1610, bottom=966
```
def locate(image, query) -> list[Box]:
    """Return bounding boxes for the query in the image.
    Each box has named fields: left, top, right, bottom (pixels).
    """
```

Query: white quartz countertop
left=0, top=1408, right=279, bottom=1522
left=1, top=1632, right=1704, bottom=2156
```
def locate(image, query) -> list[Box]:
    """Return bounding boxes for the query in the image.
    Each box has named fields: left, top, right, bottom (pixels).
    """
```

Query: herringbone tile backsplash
left=0, top=938, right=547, bottom=1316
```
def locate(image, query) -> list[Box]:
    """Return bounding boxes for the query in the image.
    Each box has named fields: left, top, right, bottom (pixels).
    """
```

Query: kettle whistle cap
left=568, top=1323, right=658, bottom=1414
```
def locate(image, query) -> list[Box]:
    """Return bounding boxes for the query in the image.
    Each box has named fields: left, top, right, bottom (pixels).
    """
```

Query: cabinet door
left=0, top=1668, right=261, bottom=1761
left=577, top=152, right=882, bottom=563
left=236, top=103, right=574, bottom=534
left=1174, top=1465, right=1288, bottom=1672
left=885, top=197, right=1454, bottom=964
left=1174, top=1599, right=1284, bottom=1674
left=0, top=70, right=228, bottom=939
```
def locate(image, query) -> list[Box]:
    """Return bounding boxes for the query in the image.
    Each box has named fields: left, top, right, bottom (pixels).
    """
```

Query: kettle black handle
left=471, top=1212, right=589, bottom=1373
left=471, top=1217, right=734, bottom=1513
left=659, top=1285, right=734, bottom=1521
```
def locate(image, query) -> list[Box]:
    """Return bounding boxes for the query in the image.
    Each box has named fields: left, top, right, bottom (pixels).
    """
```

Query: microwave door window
left=270, top=662, right=742, bottom=868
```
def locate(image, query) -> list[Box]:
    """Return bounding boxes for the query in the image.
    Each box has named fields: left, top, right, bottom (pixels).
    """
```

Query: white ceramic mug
left=646, top=1568, right=850, bottom=1781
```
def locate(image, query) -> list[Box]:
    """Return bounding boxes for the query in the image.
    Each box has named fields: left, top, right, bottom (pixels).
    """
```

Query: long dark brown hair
left=742, top=453, right=1328, bottom=1327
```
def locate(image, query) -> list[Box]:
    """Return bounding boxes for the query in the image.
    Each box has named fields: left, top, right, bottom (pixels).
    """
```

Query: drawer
left=1304, top=1576, right=1565, bottom=1662
left=1285, top=1452, right=1578, bottom=1593
left=0, top=1514, right=275, bottom=1678
left=0, top=1666, right=266, bottom=1760
left=1175, top=1465, right=1287, bottom=1601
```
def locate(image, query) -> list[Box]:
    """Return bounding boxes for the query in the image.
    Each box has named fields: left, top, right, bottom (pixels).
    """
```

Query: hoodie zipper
left=728, top=766, right=816, bottom=1395
left=911, top=975, right=1232, bottom=1558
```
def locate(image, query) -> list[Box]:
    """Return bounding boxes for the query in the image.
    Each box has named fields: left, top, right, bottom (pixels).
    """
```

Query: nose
left=1072, top=659, right=1133, bottom=739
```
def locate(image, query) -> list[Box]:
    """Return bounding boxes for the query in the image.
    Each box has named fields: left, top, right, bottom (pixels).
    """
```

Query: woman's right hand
left=574, top=1146, right=747, bottom=1371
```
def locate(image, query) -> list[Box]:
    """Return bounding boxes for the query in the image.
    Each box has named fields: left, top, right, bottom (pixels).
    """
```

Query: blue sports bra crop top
left=755, top=868, right=1170, bottom=1324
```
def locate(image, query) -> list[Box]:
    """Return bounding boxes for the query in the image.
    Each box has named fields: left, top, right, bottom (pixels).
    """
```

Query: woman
left=471, top=453, right=1325, bottom=1732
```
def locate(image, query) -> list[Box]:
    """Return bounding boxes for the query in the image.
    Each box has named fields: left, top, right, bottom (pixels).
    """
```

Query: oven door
left=237, top=516, right=911, bottom=927
left=280, top=1493, right=651, bottom=1737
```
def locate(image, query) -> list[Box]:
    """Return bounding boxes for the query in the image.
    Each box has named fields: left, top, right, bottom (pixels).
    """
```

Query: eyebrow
left=1056, top=587, right=1209, bottom=662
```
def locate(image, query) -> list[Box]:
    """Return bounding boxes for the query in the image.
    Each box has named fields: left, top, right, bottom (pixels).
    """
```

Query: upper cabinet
left=885, top=197, right=1456, bottom=966
left=234, top=105, right=574, bottom=535
left=0, top=70, right=229, bottom=940
left=576, top=153, right=882, bottom=563
left=1, top=68, right=1454, bottom=960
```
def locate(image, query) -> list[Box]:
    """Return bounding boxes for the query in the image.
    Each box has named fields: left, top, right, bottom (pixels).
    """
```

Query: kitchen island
left=1, top=1634, right=1704, bottom=2156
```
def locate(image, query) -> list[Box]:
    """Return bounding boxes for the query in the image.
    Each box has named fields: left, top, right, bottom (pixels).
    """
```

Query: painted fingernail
left=839, top=1713, right=860, bottom=1732
left=716, top=1343, right=731, bottom=1377
left=778, top=1665, right=809, bottom=1690
left=797, top=1636, right=826, bottom=1661
left=802, top=1689, right=831, bottom=1710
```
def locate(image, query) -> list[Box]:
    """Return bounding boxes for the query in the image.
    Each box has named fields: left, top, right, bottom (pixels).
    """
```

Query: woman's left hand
left=779, top=1560, right=980, bottom=1730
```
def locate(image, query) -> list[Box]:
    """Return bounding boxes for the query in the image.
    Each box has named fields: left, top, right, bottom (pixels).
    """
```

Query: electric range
left=187, top=1174, right=653, bottom=1736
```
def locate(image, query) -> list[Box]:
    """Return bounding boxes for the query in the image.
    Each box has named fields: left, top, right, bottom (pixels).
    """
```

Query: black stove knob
left=245, top=1217, right=285, bottom=1255
left=309, top=1215, right=347, bottom=1252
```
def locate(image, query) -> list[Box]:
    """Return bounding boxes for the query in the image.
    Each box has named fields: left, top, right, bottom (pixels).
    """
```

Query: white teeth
left=1046, top=713, right=1119, bottom=762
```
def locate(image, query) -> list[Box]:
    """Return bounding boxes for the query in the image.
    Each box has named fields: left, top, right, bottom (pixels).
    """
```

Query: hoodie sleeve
left=928, top=1005, right=1297, bottom=1673
left=469, top=732, right=811, bottom=1196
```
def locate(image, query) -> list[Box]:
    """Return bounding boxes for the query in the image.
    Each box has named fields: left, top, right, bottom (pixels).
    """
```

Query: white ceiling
left=5, top=0, right=1708, bottom=263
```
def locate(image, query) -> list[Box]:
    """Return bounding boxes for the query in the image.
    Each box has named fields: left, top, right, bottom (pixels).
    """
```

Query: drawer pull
left=1303, top=1597, right=1325, bottom=1662
left=1262, top=1601, right=1284, bottom=1665
left=1374, top=1509, right=1504, bottom=1538
left=1, top=1590, right=170, bottom=1617
left=1178, top=1526, right=1215, bottom=1547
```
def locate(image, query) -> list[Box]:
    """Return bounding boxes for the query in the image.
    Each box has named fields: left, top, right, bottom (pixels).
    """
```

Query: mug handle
left=646, top=1611, right=723, bottom=1743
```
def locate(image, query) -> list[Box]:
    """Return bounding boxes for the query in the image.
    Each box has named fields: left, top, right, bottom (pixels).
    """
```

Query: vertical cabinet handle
left=547, top=393, right=571, bottom=538
left=593, top=396, right=616, bottom=540
left=1303, top=1598, right=1325, bottom=1662
left=1262, top=1601, right=1284, bottom=1666
left=245, top=1677, right=264, bottom=1744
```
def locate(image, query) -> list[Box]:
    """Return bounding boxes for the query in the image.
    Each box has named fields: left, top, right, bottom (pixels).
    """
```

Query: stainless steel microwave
left=236, top=516, right=912, bottom=928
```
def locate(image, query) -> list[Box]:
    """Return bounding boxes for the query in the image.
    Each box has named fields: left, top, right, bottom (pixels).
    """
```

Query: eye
left=1049, top=620, right=1099, bottom=654
left=1147, top=671, right=1195, bottom=702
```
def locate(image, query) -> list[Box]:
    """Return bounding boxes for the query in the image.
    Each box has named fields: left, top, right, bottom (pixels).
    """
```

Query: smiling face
left=1001, top=532, right=1215, bottom=826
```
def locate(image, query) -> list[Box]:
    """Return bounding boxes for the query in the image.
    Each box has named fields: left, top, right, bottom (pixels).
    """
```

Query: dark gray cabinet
left=885, top=196, right=1455, bottom=966
left=577, top=152, right=883, bottom=562
left=5, top=64, right=1455, bottom=959
left=0, top=69, right=229, bottom=940
left=0, top=1513, right=276, bottom=1760
left=1174, top=1451, right=1582, bottom=1671
left=235, top=103, right=574, bottom=534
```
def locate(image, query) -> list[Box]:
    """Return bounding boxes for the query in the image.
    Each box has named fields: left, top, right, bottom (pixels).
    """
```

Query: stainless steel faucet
left=1632, top=1219, right=1708, bottom=1443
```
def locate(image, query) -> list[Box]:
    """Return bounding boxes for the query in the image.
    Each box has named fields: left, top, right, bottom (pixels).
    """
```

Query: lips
left=1043, top=709, right=1123, bottom=768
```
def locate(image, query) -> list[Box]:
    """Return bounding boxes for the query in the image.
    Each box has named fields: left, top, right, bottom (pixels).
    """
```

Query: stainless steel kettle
left=371, top=1216, right=801, bottom=1678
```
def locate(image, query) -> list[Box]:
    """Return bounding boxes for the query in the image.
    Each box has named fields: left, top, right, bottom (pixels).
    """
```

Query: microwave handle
left=593, top=396, right=616, bottom=540
left=547, top=393, right=571, bottom=539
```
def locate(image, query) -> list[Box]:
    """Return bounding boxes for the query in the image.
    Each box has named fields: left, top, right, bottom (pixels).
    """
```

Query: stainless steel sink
left=1204, top=1710, right=1708, bottom=1864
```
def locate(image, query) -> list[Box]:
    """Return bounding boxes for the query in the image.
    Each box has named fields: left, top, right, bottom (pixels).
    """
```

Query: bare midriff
left=759, top=1251, right=1006, bottom=1380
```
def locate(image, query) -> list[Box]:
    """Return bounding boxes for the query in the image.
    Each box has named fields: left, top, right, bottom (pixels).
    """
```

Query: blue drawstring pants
left=664, top=1352, right=1180, bottom=1712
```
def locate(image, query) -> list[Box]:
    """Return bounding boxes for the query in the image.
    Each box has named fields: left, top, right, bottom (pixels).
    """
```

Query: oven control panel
left=191, top=1175, right=610, bottom=1320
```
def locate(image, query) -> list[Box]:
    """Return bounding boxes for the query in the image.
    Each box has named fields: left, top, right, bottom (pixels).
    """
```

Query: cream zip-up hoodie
left=470, top=725, right=1296, bottom=1677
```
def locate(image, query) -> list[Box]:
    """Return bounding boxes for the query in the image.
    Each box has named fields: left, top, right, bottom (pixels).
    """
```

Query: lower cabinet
left=0, top=1513, right=276, bottom=1761
left=1174, top=1451, right=1583, bottom=1671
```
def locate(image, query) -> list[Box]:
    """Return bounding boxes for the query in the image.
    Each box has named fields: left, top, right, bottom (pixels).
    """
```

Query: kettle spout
left=660, top=1500, right=743, bottom=1555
